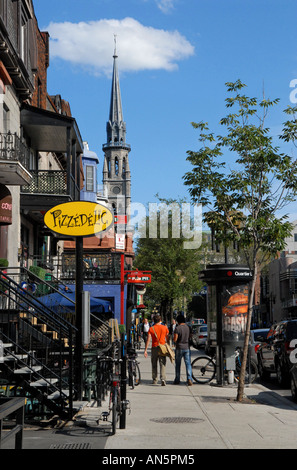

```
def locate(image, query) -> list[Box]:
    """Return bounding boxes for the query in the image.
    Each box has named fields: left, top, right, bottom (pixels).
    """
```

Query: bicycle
left=127, top=347, right=141, bottom=389
left=191, top=348, right=258, bottom=384
left=97, top=355, right=130, bottom=435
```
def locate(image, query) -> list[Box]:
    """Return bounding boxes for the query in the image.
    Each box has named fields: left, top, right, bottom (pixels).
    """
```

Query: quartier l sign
left=44, top=201, right=114, bottom=237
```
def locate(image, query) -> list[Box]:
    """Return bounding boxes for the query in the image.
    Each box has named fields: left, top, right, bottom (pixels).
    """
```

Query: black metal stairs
left=0, top=267, right=114, bottom=423
left=0, top=268, right=77, bottom=422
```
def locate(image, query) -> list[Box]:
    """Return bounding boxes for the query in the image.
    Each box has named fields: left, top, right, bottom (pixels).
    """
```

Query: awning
left=23, top=290, right=113, bottom=314
left=20, top=103, right=84, bottom=154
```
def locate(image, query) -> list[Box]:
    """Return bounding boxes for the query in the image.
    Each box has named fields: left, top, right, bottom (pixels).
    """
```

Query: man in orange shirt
left=144, top=314, right=169, bottom=386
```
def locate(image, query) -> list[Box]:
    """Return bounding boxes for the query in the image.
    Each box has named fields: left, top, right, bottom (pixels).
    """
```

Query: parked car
left=257, top=319, right=297, bottom=386
left=189, top=318, right=205, bottom=326
left=250, top=328, right=269, bottom=363
left=192, top=324, right=208, bottom=349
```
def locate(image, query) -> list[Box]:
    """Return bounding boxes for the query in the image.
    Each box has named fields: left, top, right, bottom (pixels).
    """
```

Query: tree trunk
left=236, top=265, right=257, bottom=402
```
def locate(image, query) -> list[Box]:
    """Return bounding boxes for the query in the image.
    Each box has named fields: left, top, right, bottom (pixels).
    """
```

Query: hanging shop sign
left=44, top=201, right=114, bottom=237
left=126, top=271, right=151, bottom=283
left=0, top=185, right=12, bottom=225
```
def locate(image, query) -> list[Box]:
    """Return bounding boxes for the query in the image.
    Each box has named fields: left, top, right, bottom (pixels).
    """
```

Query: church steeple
left=103, top=38, right=131, bottom=221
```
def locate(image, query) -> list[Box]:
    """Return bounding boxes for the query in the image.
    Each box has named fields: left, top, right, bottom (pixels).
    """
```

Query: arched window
left=115, top=157, right=119, bottom=175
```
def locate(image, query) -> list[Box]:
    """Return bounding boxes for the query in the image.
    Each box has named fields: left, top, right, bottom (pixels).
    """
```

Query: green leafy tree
left=134, top=196, right=204, bottom=323
left=183, top=80, right=297, bottom=401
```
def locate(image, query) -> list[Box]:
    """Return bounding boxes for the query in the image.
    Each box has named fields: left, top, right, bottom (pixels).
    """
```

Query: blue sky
left=34, top=0, right=297, bottom=217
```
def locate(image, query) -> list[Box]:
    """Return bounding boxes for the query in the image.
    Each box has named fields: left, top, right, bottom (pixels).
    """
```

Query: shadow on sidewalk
left=248, top=390, right=297, bottom=411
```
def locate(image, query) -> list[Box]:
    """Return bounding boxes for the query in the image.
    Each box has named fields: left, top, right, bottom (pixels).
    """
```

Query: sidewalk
left=4, top=344, right=297, bottom=450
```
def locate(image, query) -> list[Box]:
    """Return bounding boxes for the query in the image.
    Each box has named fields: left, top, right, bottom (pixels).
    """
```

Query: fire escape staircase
left=0, top=269, right=78, bottom=422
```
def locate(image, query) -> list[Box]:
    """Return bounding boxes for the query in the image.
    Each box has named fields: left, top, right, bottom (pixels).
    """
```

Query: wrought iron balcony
left=21, top=170, right=67, bottom=195
left=0, top=132, right=32, bottom=185
left=0, top=132, right=29, bottom=165
left=21, top=170, right=79, bottom=212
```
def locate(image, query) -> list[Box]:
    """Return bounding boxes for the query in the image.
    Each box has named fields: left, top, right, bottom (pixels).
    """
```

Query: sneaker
left=187, top=379, right=193, bottom=386
left=161, top=380, right=166, bottom=386
left=153, top=379, right=158, bottom=385
left=173, top=379, right=180, bottom=385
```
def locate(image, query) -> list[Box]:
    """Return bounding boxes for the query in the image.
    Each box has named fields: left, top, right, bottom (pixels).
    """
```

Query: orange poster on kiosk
left=222, top=285, right=249, bottom=342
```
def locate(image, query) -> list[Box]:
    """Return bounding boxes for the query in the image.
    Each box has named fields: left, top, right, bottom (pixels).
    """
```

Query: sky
left=33, top=0, right=297, bottom=219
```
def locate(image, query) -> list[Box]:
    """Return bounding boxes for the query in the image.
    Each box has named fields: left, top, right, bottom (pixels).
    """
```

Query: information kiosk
left=200, top=264, right=253, bottom=385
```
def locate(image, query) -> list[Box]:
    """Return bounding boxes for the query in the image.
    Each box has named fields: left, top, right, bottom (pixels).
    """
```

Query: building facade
left=259, top=220, right=297, bottom=325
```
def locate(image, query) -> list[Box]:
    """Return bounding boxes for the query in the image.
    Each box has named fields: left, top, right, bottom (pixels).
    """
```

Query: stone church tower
left=102, top=41, right=131, bottom=223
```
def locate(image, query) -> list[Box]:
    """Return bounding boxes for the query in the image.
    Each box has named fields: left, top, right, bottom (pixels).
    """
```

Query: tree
left=183, top=80, right=297, bottom=401
left=134, top=196, right=204, bottom=323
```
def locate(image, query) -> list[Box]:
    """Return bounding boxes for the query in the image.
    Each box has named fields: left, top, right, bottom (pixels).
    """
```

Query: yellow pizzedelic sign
left=44, top=201, right=114, bottom=237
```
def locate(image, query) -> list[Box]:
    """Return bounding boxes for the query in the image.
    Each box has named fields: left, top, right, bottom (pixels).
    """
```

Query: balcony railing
left=21, top=170, right=68, bottom=196
left=19, top=253, right=131, bottom=282
left=0, top=132, right=30, bottom=169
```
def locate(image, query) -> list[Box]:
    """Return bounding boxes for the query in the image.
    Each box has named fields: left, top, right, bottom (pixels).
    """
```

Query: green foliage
left=29, top=265, right=47, bottom=280
left=183, top=80, right=297, bottom=265
left=183, top=80, right=297, bottom=400
left=134, top=196, right=204, bottom=317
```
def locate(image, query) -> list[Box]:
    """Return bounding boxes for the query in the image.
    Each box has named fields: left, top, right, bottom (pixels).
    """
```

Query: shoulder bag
left=152, top=326, right=175, bottom=362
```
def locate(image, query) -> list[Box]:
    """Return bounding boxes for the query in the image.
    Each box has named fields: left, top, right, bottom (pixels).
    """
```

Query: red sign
left=115, top=215, right=127, bottom=224
left=127, top=271, right=151, bottom=283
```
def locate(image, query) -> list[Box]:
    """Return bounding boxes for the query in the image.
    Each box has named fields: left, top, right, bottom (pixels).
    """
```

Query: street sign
left=114, top=215, right=127, bottom=224
left=127, top=271, right=151, bottom=283
left=44, top=201, right=113, bottom=237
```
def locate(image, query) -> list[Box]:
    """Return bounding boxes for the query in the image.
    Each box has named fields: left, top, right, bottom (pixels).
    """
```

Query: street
left=257, top=374, right=293, bottom=402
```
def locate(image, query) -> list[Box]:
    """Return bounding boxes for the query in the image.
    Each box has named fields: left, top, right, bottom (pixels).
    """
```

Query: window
left=18, top=4, right=29, bottom=67
left=86, top=165, right=94, bottom=192
left=294, top=234, right=297, bottom=242
left=115, top=157, right=119, bottom=175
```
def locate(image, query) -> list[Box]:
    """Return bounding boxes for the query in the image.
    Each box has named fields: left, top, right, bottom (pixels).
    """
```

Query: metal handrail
left=0, top=397, right=25, bottom=449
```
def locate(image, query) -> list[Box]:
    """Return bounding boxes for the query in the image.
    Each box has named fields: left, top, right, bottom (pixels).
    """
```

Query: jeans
left=175, top=349, right=193, bottom=382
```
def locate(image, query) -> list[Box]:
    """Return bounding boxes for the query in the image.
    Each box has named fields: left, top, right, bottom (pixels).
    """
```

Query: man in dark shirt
left=173, top=314, right=193, bottom=386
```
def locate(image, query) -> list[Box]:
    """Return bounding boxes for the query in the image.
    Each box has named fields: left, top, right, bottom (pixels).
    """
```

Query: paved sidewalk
left=3, top=344, right=297, bottom=450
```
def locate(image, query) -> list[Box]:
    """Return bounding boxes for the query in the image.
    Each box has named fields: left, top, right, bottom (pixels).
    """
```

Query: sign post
left=44, top=201, right=114, bottom=400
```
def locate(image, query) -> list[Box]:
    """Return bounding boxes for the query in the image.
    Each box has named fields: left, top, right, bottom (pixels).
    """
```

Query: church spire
left=106, top=35, right=127, bottom=145
left=102, top=40, right=131, bottom=221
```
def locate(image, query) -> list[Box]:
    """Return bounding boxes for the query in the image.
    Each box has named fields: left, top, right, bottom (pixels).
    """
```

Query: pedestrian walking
left=169, top=319, right=176, bottom=346
left=141, top=318, right=150, bottom=345
left=173, top=314, right=193, bottom=386
left=144, top=314, right=169, bottom=386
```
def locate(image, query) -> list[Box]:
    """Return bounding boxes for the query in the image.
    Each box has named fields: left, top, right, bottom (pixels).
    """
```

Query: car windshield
left=253, top=330, right=268, bottom=341
left=199, top=326, right=207, bottom=333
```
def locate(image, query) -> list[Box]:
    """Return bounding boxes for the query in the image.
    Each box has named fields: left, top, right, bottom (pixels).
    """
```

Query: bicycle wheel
left=128, top=361, right=134, bottom=388
left=133, top=361, right=141, bottom=386
left=191, top=356, right=216, bottom=384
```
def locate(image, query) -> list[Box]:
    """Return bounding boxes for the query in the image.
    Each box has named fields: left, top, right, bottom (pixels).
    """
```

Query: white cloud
left=156, top=0, right=176, bottom=14
left=46, top=17, right=194, bottom=76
